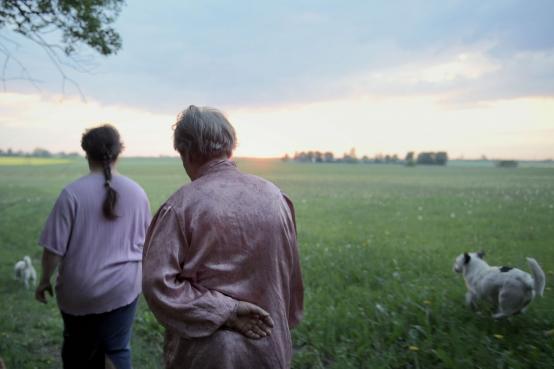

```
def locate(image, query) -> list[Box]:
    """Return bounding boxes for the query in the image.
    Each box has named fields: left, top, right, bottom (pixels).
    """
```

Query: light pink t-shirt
left=39, top=172, right=151, bottom=315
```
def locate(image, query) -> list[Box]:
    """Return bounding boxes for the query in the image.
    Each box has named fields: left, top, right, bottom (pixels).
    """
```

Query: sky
left=1, top=0, right=553, bottom=159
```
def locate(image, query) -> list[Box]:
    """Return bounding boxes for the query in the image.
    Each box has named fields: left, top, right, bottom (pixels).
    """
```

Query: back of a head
left=81, top=125, right=123, bottom=163
left=173, top=105, right=237, bottom=163
left=81, top=124, right=124, bottom=220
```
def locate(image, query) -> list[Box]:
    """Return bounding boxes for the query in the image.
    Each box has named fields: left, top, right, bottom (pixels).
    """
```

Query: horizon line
left=1, top=149, right=552, bottom=162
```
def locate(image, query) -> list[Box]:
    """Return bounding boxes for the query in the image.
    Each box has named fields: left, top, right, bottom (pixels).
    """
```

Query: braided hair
left=81, top=125, right=123, bottom=220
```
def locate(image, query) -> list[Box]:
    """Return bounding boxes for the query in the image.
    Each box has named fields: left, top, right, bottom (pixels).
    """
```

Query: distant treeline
left=0, top=148, right=80, bottom=158
left=496, top=160, right=518, bottom=168
left=285, top=149, right=449, bottom=166
left=405, top=151, right=448, bottom=166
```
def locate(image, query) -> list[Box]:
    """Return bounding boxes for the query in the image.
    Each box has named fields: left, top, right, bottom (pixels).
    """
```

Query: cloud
left=339, top=47, right=554, bottom=105
left=1, top=0, right=554, bottom=111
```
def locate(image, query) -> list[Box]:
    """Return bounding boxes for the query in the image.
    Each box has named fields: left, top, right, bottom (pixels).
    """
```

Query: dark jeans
left=60, top=298, right=138, bottom=369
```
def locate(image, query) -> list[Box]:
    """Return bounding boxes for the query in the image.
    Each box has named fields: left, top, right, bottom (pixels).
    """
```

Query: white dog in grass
left=14, top=255, right=37, bottom=289
left=453, top=251, right=546, bottom=319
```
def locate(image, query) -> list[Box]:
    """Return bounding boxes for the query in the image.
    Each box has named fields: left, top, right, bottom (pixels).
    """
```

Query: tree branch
left=0, top=0, right=123, bottom=98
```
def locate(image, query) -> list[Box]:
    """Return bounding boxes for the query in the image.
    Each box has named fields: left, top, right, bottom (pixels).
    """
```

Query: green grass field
left=1, top=158, right=553, bottom=369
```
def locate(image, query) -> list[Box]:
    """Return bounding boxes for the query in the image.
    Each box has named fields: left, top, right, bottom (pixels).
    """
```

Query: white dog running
left=14, top=255, right=37, bottom=289
left=453, top=251, right=546, bottom=319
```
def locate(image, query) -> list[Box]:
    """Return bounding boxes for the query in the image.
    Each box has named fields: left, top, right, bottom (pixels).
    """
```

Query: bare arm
left=35, top=249, right=61, bottom=304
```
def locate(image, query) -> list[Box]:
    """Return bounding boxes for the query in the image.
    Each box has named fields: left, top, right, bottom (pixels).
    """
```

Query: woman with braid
left=35, top=124, right=151, bottom=369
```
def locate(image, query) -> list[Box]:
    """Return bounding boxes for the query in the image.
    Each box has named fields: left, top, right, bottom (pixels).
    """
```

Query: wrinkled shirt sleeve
left=39, top=189, right=76, bottom=256
left=283, top=193, right=304, bottom=328
left=142, top=204, right=239, bottom=338
left=144, top=194, right=152, bottom=233
left=139, top=195, right=152, bottom=249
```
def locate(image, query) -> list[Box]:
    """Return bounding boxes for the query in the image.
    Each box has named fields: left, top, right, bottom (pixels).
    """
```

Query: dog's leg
left=493, top=285, right=527, bottom=318
left=492, top=311, right=508, bottom=319
left=30, top=271, right=37, bottom=287
left=466, top=292, right=478, bottom=309
left=465, top=292, right=478, bottom=310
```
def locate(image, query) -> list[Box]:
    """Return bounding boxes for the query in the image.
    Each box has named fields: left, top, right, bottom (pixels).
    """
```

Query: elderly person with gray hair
left=142, top=105, right=304, bottom=369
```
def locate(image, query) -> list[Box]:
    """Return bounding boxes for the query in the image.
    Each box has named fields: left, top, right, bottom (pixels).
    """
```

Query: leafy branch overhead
left=0, top=0, right=124, bottom=56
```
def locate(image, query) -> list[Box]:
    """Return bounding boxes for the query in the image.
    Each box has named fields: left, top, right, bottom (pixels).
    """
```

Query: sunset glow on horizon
left=1, top=91, right=553, bottom=160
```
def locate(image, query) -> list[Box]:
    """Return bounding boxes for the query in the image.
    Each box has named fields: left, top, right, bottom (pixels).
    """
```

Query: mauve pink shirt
left=39, top=172, right=151, bottom=315
left=143, top=160, right=303, bottom=369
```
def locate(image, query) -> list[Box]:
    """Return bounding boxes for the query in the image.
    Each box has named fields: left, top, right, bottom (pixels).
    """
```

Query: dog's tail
left=527, top=257, right=546, bottom=297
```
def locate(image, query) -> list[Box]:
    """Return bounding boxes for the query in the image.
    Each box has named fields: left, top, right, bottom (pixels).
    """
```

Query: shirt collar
left=195, top=158, right=237, bottom=179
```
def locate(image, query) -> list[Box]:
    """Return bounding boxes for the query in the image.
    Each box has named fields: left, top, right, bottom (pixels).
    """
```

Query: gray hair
left=173, top=105, right=237, bottom=162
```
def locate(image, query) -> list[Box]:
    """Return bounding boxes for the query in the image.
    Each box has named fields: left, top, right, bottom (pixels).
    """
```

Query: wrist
left=224, top=301, right=240, bottom=328
left=39, top=276, right=51, bottom=285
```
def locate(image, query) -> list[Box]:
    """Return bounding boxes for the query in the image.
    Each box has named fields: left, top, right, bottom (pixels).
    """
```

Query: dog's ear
left=464, top=252, right=471, bottom=264
left=477, top=251, right=485, bottom=259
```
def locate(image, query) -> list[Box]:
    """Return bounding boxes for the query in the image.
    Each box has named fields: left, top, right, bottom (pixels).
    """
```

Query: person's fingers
left=260, top=314, right=274, bottom=328
left=235, top=321, right=255, bottom=337
left=238, top=301, right=270, bottom=318
left=34, top=283, right=53, bottom=304
left=256, top=319, right=272, bottom=335
left=237, top=320, right=257, bottom=334
left=244, top=327, right=262, bottom=339
left=250, top=324, right=267, bottom=337
left=244, top=316, right=271, bottom=332
left=233, top=318, right=270, bottom=339
left=227, top=304, right=273, bottom=340
left=248, top=303, right=270, bottom=318
left=244, top=318, right=271, bottom=337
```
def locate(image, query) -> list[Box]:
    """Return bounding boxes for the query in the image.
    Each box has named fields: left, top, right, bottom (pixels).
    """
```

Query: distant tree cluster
left=284, top=149, right=449, bottom=166
left=284, top=148, right=401, bottom=164
left=371, top=154, right=400, bottom=164
left=287, top=151, right=336, bottom=163
left=0, top=148, right=79, bottom=158
left=404, top=152, right=416, bottom=166
left=415, top=151, right=449, bottom=166
left=496, top=160, right=518, bottom=168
